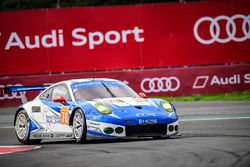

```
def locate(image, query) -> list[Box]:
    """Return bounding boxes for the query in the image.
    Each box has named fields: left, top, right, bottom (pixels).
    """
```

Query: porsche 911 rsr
left=5, top=78, right=179, bottom=144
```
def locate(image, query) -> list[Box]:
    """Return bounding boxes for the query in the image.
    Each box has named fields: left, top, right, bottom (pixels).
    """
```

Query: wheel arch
left=69, top=107, right=86, bottom=126
left=14, top=107, right=41, bottom=144
left=14, top=107, right=25, bottom=126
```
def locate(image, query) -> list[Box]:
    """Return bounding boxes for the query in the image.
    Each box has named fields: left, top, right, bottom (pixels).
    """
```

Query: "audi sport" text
left=210, top=74, right=250, bottom=85
left=4, top=27, right=144, bottom=50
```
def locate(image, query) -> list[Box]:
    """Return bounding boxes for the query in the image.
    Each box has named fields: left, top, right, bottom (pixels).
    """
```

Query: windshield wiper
left=101, top=82, right=116, bottom=98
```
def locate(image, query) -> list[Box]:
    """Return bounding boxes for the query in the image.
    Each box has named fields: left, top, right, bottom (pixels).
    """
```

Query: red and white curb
left=0, top=145, right=41, bottom=155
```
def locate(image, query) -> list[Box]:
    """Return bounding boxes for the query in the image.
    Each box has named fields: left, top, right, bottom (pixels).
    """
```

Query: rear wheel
left=73, top=109, right=86, bottom=143
left=15, top=110, right=41, bottom=145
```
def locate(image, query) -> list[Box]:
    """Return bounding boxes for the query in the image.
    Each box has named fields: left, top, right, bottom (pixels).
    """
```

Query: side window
left=51, top=85, right=71, bottom=101
left=40, top=88, right=53, bottom=100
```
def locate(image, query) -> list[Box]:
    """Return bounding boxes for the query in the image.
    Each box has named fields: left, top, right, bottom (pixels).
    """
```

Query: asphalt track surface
left=0, top=101, right=250, bottom=167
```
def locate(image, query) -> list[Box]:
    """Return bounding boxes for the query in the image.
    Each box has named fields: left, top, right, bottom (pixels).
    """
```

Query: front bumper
left=86, top=120, right=179, bottom=139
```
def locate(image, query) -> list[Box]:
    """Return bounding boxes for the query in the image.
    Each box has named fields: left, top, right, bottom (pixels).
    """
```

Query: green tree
left=0, top=0, right=199, bottom=11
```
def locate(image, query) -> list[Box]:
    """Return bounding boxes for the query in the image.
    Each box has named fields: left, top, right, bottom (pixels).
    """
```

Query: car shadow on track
left=39, top=136, right=181, bottom=145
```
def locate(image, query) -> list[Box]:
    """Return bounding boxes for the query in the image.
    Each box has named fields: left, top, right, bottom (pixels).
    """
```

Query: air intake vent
left=135, top=106, right=142, bottom=109
left=126, top=124, right=167, bottom=137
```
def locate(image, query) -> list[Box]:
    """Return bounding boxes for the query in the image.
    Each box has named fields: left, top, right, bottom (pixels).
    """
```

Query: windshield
left=71, top=80, right=139, bottom=101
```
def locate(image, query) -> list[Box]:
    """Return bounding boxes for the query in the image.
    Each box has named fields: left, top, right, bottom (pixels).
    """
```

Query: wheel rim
left=15, top=112, right=29, bottom=140
left=73, top=110, right=84, bottom=139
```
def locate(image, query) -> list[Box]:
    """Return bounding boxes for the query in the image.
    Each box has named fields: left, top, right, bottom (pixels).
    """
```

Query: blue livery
left=8, top=78, right=179, bottom=144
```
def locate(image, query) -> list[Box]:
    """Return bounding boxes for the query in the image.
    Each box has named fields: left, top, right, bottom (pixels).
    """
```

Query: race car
left=5, top=78, right=179, bottom=144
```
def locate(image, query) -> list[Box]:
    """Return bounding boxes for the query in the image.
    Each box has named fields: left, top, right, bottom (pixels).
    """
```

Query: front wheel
left=73, top=109, right=86, bottom=143
left=15, top=110, right=41, bottom=145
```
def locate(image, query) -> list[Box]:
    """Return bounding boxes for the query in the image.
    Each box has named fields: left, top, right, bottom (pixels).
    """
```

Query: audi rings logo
left=140, top=77, right=180, bottom=93
left=0, top=84, right=24, bottom=100
left=194, top=14, right=250, bottom=44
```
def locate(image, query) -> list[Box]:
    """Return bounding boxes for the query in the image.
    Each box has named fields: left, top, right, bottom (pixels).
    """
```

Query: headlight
left=95, top=103, right=112, bottom=115
left=160, top=101, right=173, bottom=113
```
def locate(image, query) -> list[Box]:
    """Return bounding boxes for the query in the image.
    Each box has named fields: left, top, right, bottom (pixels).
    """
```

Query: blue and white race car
left=5, top=78, right=179, bottom=144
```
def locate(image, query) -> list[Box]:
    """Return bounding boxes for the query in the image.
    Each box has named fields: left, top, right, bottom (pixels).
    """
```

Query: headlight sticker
left=95, top=102, right=112, bottom=115
left=160, top=101, right=173, bottom=113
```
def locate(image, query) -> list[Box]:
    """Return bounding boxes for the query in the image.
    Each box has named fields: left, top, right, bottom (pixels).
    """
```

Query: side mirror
left=139, top=92, right=147, bottom=98
left=53, top=96, right=67, bottom=105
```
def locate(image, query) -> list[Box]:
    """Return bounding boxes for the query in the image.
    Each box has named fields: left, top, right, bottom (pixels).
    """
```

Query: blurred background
left=0, top=0, right=250, bottom=107
left=1, top=0, right=203, bottom=10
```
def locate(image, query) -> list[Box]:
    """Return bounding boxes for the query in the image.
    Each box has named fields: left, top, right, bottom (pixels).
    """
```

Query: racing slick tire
left=73, top=109, right=87, bottom=143
left=15, top=110, right=41, bottom=145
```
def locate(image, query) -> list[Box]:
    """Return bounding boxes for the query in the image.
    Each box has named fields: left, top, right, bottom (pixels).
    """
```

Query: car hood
left=93, top=97, right=170, bottom=119
left=94, top=97, right=153, bottom=107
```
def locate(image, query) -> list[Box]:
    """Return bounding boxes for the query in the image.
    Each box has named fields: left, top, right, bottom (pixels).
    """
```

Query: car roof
left=38, top=78, right=121, bottom=99
left=53, top=78, right=120, bottom=86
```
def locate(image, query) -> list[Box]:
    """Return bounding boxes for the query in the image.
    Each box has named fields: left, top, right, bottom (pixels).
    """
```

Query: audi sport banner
left=0, top=1, right=250, bottom=76
left=0, top=64, right=250, bottom=107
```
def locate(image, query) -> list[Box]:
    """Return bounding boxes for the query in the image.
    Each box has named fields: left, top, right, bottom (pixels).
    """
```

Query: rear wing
left=4, top=85, right=49, bottom=104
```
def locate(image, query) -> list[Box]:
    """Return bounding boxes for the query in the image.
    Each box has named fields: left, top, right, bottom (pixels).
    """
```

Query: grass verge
left=157, top=91, right=250, bottom=102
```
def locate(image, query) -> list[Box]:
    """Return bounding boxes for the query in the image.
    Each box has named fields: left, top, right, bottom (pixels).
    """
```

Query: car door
left=40, top=84, right=73, bottom=134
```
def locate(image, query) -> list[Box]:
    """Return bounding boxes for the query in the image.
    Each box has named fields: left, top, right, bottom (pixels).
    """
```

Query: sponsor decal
left=42, top=134, right=50, bottom=138
left=87, top=125, right=102, bottom=133
left=107, top=98, right=124, bottom=104
left=32, top=134, right=42, bottom=138
left=46, top=115, right=60, bottom=124
left=38, top=133, right=72, bottom=138
left=194, top=14, right=250, bottom=44
left=139, top=119, right=157, bottom=125
left=55, top=134, right=67, bottom=138
left=44, top=107, right=61, bottom=124
left=134, top=98, right=145, bottom=102
left=140, top=77, right=180, bottom=93
left=88, top=121, right=101, bottom=126
left=91, top=115, right=102, bottom=121
left=136, top=113, right=157, bottom=117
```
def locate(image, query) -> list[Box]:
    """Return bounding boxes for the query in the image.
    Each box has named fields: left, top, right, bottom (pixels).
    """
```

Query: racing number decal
left=60, top=106, right=69, bottom=125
